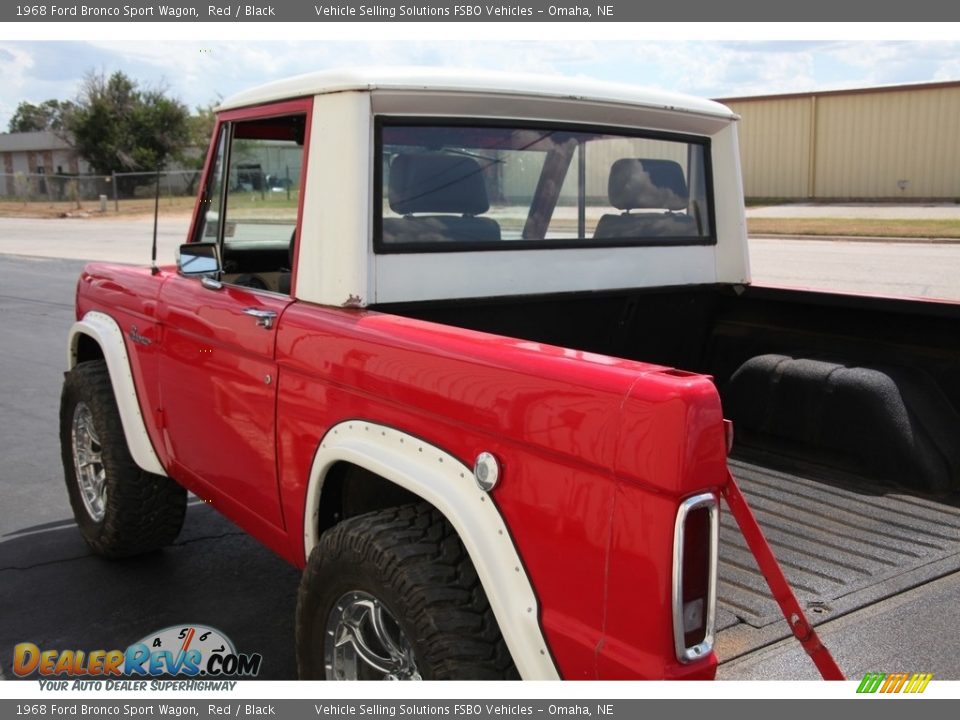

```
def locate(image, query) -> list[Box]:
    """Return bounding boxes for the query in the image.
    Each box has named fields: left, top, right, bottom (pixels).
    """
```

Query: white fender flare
left=304, top=421, right=560, bottom=680
left=67, top=311, right=167, bottom=477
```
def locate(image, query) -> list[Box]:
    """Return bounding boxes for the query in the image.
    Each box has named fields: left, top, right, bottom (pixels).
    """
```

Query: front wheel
left=295, top=503, right=517, bottom=680
left=59, top=359, right=186, bottom=557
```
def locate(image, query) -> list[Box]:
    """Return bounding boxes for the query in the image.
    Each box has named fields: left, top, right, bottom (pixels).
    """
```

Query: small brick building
left=0, top=130, right=90, bottom=198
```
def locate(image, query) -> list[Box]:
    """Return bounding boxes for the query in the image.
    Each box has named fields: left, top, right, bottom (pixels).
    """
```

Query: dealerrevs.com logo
left=13, top=624, right=262, bottom=688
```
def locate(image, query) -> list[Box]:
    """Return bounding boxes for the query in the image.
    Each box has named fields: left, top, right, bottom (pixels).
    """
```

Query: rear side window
left=375, top=121, right=714, bottom=253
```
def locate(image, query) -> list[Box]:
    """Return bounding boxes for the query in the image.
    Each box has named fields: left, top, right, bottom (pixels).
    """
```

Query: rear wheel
left=324, top=589, right=422, bottom=680
left=296, top=502, right=517, bottom=680
left=60, top=359, right=186, bottom=557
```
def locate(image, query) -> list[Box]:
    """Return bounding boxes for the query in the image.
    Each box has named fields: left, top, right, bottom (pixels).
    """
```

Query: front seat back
left=382, top=153, right=501, bottom=245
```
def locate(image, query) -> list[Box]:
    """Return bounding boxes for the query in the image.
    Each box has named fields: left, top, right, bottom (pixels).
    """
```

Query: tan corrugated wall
left=724, top=96, right=812, bottom=198
left=723, top=83, right=960, bottom=200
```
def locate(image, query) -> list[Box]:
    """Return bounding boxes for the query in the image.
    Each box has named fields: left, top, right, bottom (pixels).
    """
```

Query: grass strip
left=748, top=217, right=960, bottom=239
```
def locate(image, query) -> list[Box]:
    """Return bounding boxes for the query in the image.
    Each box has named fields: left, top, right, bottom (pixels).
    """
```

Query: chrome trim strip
left=672, top=492, right=719, bottom=664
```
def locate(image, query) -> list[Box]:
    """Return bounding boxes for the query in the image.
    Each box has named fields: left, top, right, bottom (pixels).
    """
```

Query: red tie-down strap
left=722, top=470, right=845, bottom=680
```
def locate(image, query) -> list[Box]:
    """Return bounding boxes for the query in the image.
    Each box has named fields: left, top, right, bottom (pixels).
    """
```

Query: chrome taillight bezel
left=672, top=492, right=719, bottom=663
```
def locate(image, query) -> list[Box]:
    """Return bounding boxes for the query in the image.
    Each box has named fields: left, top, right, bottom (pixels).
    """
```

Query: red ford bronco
left=60, top=69, right=960, bottom=681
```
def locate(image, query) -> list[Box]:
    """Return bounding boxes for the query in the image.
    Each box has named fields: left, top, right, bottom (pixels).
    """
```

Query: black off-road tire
left=59, top=359, right=186, bottom=558
left=296, top=502, right=518, bottom=680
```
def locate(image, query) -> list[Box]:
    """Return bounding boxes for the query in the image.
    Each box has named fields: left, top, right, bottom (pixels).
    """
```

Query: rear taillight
left=724, top=418, right=735, bottom=454
left=672, top=493, right=719, bottom=663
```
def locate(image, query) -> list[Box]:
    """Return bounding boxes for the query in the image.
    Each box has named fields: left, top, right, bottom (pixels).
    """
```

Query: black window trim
left=192, top=122, right=232, bottom=248
left=372, top=116, right=718, bottom=255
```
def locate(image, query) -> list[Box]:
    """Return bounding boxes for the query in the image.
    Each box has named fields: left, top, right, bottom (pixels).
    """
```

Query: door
left=158, top=100, right=310, bottom=531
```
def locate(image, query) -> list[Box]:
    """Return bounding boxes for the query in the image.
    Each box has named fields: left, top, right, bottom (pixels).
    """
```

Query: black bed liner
left=716, top=451, right=960, bottom=662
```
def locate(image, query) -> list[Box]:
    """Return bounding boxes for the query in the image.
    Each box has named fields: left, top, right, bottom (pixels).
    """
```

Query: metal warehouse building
left=717, top=80, right=960, bottom=201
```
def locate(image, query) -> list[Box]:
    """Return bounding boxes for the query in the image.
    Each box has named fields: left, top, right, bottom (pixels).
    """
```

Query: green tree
left=186, top=100, right=218, bottom=152
left=65, top=70, right=191, bottom=195
left=181, top=100, right=219, bottom=195
left=7, top=99, right=74, bottom=132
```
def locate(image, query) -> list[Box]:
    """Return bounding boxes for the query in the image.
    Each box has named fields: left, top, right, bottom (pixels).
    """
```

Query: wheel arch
left=73, top=332, right=105, bottom=365
left=67, top=311, right=166, bottom=477
left=303, top=421, right=559, bottom=680
left=313, top=461, right=421, bottom=537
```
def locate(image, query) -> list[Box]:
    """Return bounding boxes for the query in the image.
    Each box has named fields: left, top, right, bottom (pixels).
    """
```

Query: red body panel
left=156, top=274, right=292, bottom=534
left=73, top=89, right=727, bottom=678
left=76, top=267, right=727, bottom=679
left=77, top=264, right=168, bottom=465
left=271, top=305, right=727, bottom=679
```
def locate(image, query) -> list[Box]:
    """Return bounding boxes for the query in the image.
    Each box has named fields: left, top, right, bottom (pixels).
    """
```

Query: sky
left=2, top=38, right=960, bottom=130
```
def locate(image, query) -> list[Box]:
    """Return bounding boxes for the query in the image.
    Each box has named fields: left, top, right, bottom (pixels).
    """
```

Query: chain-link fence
left=0, top=169, right=202, bottom=210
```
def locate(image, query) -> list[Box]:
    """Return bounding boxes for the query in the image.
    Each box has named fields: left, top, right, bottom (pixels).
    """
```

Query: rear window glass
left=376, top=122, right=713, bottom=252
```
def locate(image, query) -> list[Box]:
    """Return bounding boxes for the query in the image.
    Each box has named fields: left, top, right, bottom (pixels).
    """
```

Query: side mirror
left=177, top=242, right=221, bottom=277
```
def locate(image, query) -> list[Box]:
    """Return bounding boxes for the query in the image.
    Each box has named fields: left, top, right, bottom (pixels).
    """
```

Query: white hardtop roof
left=218, top=67, right=736, bottom=120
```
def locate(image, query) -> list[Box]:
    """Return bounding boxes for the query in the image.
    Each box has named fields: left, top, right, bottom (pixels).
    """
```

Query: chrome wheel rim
left=72, top=402, right=106, bottom=522
left=324, top=591, right=421, bottom=680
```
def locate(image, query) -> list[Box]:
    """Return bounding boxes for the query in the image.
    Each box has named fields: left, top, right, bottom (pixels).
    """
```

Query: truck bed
left=717, top=451, right=960, bottom=662
left=378, top=283, right=960, bottom=670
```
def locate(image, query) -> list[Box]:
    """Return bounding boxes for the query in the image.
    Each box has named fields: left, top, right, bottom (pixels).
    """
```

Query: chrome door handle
left=243, top=307, right=278, bottom=329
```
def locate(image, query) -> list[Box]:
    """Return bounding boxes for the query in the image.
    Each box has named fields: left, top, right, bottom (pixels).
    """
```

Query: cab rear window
left=375, top=121, right=714, bottom=253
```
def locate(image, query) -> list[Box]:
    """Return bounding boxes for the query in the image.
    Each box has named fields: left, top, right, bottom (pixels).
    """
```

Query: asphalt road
left=1, top=216, right=959, bottom=683
left=0, top=215, right=191, bottom=266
